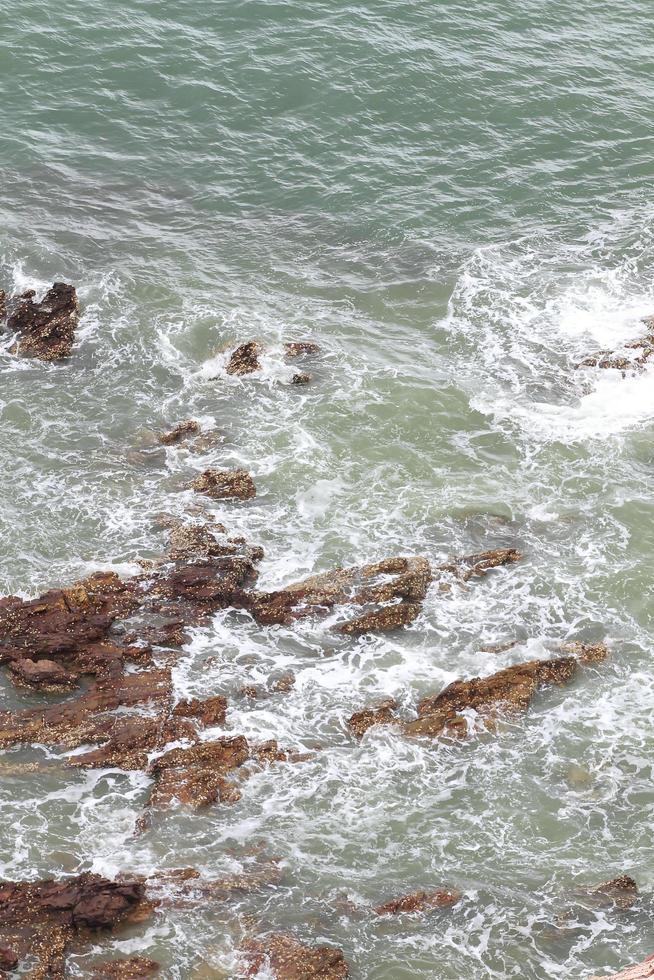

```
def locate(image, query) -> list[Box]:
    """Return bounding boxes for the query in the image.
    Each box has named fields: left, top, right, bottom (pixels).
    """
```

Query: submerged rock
left=4, top=282, right=80, bottom=361
left=347, top=698, right=399, bottom=739
left=373, top=887, right=461, bottom=915
left=159, top=420, right=201, bottom=446
left=337, top=601, right=422, bottom=635
left=572, top=875, right=639, bottom=911
left=189, top=468, right=256, bottom=500
left=242, top=934, right=349, bottom=979
left=576, top=318, right=654, bottom=374
left=589, top=954, right=654, bottom=979
left=89, top=957, right=160, bottom=977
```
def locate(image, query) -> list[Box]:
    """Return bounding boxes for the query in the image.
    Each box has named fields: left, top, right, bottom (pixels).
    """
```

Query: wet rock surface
left=589, top=954, right=654, bottom=980
left=158, top=420, right=201, bottom=445
left=576, top=318, right=654, bottom=373
left=0, top=873, right=149, bottom=976
left=3, top=282, right=80, bottom=361
left=226, top=341, right=263, bottom=375
left=242, top=934, right=349, bottom=979
left=88, top=957, right=160, bottom=977
left=348, top=648, right=607, bottom=741
left=373, top=887, right=462, bottom=915
left=189, top=468, right=257, bottom=500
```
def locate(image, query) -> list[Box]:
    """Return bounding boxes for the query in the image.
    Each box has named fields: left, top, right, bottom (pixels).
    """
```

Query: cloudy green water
left=2, top=0, right=654, bottom=976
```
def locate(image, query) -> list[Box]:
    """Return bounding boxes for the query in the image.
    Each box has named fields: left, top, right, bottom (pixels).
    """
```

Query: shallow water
left=2, top=0, right=654, bottom=976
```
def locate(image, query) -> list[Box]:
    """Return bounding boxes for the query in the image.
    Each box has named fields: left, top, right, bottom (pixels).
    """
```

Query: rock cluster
left=225, top=340, right=321, bottom=377
left=241, top=934, right=349, bottom=979
left=576, top=316, right=654, bottom=373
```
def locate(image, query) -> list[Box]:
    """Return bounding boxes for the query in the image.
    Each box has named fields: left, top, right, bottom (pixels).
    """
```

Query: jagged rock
left=149, top=736, right=250, bottom=807
left=337, top=601, right=422, bottom=635
left=242, top=934, right=349, bottom=979
left=373, top=888, right=461, bottom=915
left=284, top=342, right=321, bottom=358
left=438, top=548, right=522, bottom=582
left=226, top=341, right=263, bottom=375
left=404, top=656, right=579, bottom=738
left=189, top=468, right=256, bottom=500
left=159, top=420, right=200, bottom=446
left=348, top=650, right=607, bottom=741
left=590, top=954, right=654, bottom=979
left=560, top=641, right=609, bottom=664
left=89, top=957, right=160, bottom=977
left=8, top=656, right=78, bottom=691
left=573, top=875, right=639, bottom=911
left=248, top=556, right=432, bottom=627
left=347, top=698, right=399, bottom=738
left=172, top=696, right=228, bottom=727
left=4, top=282, right=79, bottom=360
left=0, top=874, right=150, bottom=977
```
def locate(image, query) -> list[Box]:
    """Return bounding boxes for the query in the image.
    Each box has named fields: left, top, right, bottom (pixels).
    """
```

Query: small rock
left=226, top=341, right=262, bottom=376
left=189, top=468, right=256, bottom=500
left=373, top=887, right=461, bottom=916
left=159, top=420, right=201, bottom=446
left=241, top=934, right=349, bottom=979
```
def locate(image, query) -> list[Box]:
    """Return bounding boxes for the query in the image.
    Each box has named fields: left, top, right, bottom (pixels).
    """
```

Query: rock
left=348, top=651, right=603, bottom=742
left=270, top=671, right=296, bottom=694
left=337, top=601, right=422, bottom=635
left=373, top=888, right=461, bottom=915
left=189, top=468, right=256, bottom=500
left=248, top=556, right=432, bottom=627
left=0, top=947, right=17, bottom=971
left=226, top=341, right=262, bottom=375
left=8, top=656, right=78, bottom=691
left=291, top=372, right=312, bottom=385
left=0, top=290, right=5, bottom=321
left=4, top=282, right=79, bottom=360
left=560, top=641, right=609, bottom=664
left=589, top=954, right=654, bottom=979
left=347, top=698, right=399, bottom=738
left=576, top=322, right=654, bottom=374
left=242, top=934, right=349, bottom=979
left=405, top=656, right=578, bottom=739
left=159, top=420, right=200, bottom=446
left=149, top=736, right=251, bottom=807
left=89, top=957, right=160, bottom=977
left=574, top=875, right=639, bottom=910
left=284, top=342, right=321, bottom=358
left=172, top=696, right=228, bottom=727
left=0, top=874, right=150, bottom=978
left=438, top=548, right=522, bottom=582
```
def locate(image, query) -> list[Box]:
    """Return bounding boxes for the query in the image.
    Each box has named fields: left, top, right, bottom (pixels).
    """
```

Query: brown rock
left=189, top=468, right=256, bottom=500
left=5, top=282, right=79, bottom=360
left=405, top=656, right=578, bottom=738
left=439, top=548, right=522, bottom=582
left=149, top=736, right=250, bottom=807
left=0, top=873, right=149, bottom=978
left=589, top=954, right=654, bottom=979
left=373, top=887, right=461, bottom=915
left=242, top=934, right=349, bottom=979
left=560, top=641, right=609, bottom=664
left=575, top=875, right=639, bottom=910
left=226, top=341, right=262, bottom=375
left=0, top=947, right=17, bottom=971
left=284, top=342, right=321, bottom=358
left=291, top=372, right=312, bottom=385
left=338, top=601, right=422, bottom=635
left=347, top=698, right=399, bottom=739
left=158, top=420, right=200, bottom=446
left=173, top=696, right=228, bottom=727
left=89, top=956, right=160, bottom=977
left=8, top=657, right=78, bottom=691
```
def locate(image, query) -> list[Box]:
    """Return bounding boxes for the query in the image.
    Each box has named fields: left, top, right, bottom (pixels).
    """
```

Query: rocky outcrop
left=158, top=420, right=201, bottom=445
left=0, top=873, right=149, bottom=976
left=149, top=736, right=251, bottom=807
left=348, top=649, right=607, bottom=741
left=373, top=887, right=461, bottom=915
left=572, top=875, right=639, bottom=911
left=189, top=468, right=256, bottom=500
left=3, top=282, right=79, bottom=360
left=242, top=934, right=349, bottom=979
left=590, top=954, right=654, bottom=979
left=337, top=601, right=422, bottom=635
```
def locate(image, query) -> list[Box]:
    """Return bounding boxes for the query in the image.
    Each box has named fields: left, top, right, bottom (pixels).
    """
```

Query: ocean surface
left=2, top=0, right=654, bottom=976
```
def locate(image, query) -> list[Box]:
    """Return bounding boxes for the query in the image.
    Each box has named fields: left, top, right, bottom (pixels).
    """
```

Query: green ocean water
left=2, top=0, right=654, bottom=976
